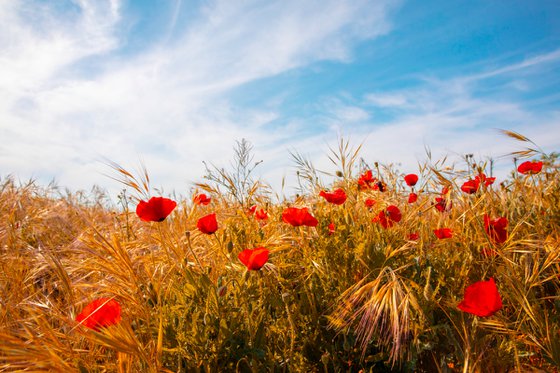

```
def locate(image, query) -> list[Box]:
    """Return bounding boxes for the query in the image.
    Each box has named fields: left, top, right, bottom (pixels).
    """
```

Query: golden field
left=1, top=134, right=559, bottom=372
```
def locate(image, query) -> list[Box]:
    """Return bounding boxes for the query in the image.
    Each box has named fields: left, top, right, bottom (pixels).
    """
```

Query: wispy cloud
left=0, top=0, right=399, bottom=193
left=0, top=0, right=558, bottom=197
left=465, top=48, right=560, bottom=82
left=339, top=50, right=560, bottom=178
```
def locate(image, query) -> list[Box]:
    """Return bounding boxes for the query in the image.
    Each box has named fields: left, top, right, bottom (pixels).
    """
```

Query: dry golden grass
left=0, top=135, right=559, bottom=372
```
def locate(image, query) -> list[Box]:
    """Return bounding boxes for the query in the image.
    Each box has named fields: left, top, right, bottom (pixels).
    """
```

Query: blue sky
left=1, top=0, right=559, bottom=197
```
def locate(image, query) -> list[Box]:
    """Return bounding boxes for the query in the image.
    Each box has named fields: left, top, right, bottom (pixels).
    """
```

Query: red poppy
left=365, top=198, right=376, bottom=208
left=254, top=208, right=268, bottom=221
left=319, top=188, right=347, bottom=205
left=461, top=179, right=480, bottom=194
left=475, top=173, right=495, bottom=187
left=462, top=174, right=495, bottom=194
left=434, top=197, right=452, bottom=212
left=136, top=197, right=177, bottom=222
left=484, top=215, right=508, bottom=244
left=408, top=192, right=418, bottom=203
left=408, top=232, right=419, bottom=241
left=358, top=170, right=378, bottom=190
left=434, top=228, right=452, bottom=239
left=193, top=193, right=211, bottom=205
left=248, top=205, right=257, bottom=214
left=238, top=247, right=269, bottom=270
left=517, top=160, right=543, bottom=174
left=458, top=278, right=502, bottom=317
left=76, top=298, right=121, bottom=331
left=404, top=174, right=418, bottom=187
left=375, top=205, right=402, bottom=229
left=197, top=213, right=218, bottom=234
left=282, top=207, right=318, bottom=227
left=328, top=222, right=336, bottom=235
left=441, top=186, right=450, bottom=195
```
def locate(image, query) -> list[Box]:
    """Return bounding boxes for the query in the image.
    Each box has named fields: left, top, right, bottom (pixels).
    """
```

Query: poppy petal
left=136, top=197, right=177, bottom=222
left=404, top=174, right=418, bottom=187
left=408, top=192, right=418, bottom=203
left=434, top=228, right=453, bottom=239
left=197, top=213, right=218, bottom=234
left=319, top=188, right=347, bottom=205
left=458, top=278, right=502, bottom=317
left=518, top=160, right=543, bottom=174
left=282, top=207, right=318, bottom=227
left=193, top=193, right=211, bottom=205
left=484, top=214, right=508, bottom=244
left=375, top=205, right=401, bottom=229
left=76, top=298, right=121, bottom=331
left=238, top=247, right=269, bottom=270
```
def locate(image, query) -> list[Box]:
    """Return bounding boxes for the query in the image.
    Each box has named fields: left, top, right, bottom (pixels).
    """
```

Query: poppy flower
left=254, top=208, right=268, bottom=221
left=408, top=192, right=418, bottom=203
left=358, top=170, right=378, bottom=190
left=408, top=232, right=419, bottom=241
left=517, top=160, right=543, bottom=174
left=461, top=179, right=480, bottom=194
left=441, top=186, right=451, bottom=195
left=484, top=215, right=508, bottom=244
left=375, top=205, right=402, bottom=229
left=365, top=198, right=376, bottom=208
left=248, top=205, right=257, bottom=214
left=434, top=197, right=452, bottom=212
left=76, top=298, right=121, bottom=331
left=462, top=174, right=495, bottom=194
left=319, top=188, right=347, bottom=205
left=458, top=278, right=502, bottom=317
left=193, top=193, right=211, bottom=205
left=197, top=213, right=218, bottom=234
left=136, top=197, right=177, bottom=222
left=328, top=222, right=336, bottom=235
left=404, top=174, right=418, bottom=187
left=238, top=247, right=269, bottom=270
left=434, top=228, right=452, bottom=239
left=475, top=173, right=495, bottom=187
left=282, top=207, right=318, bottom=227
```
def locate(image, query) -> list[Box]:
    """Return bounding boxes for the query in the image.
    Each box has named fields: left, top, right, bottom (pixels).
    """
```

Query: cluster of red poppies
left=76, top=160, right=544, bottom=331
left=451, top=162, right=537, bottom=316
left=350, top=169, right=508, bottom=318
left=357, top=170, right=386, bottom=191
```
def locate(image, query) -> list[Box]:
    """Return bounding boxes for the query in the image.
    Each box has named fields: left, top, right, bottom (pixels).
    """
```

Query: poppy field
left=1, top=133, right=559, bottom=372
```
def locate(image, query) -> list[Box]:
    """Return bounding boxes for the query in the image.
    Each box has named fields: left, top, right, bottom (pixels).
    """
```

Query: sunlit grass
left=1, top=134, right=558, bottom=372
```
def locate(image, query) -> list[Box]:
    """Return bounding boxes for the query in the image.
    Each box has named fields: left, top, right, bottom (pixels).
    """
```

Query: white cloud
left=1, top=0, right=558, bottom=199
left=0, top=0, right=400, bottom=197
left=0, top=0, right=120, bottom=96
left=365, top=93, right=408, bottom=108
left=342, top=57, right=560, bottom=181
